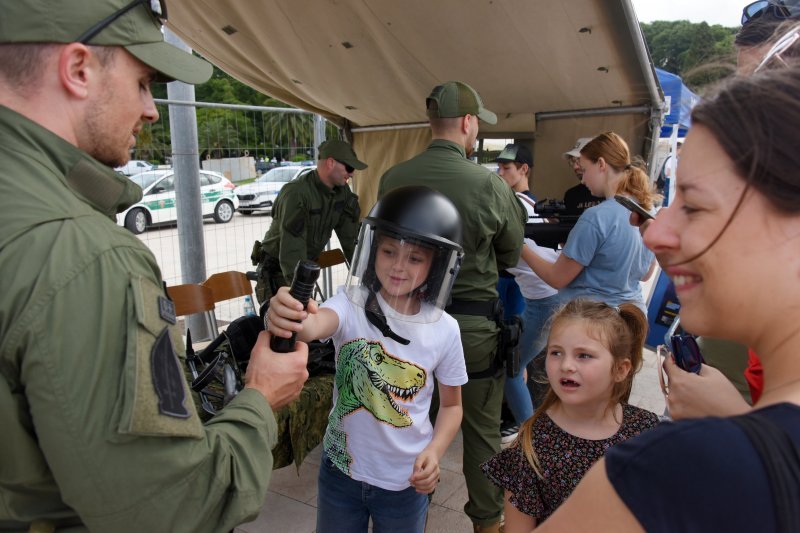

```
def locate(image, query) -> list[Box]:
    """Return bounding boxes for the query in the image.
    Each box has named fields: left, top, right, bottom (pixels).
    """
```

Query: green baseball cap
left=0, top=0, right=212, bottom=85
left=426, top=81, right=497, bottom=125
left=318, top=140, right=368, bottom=170
left=496, top=143, right=533, bottom=166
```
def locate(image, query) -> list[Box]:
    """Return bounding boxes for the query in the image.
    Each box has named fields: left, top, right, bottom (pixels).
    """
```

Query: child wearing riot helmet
left=267, top=185, right=467, bottom=533
left=480, top=299, right=659, bottom=531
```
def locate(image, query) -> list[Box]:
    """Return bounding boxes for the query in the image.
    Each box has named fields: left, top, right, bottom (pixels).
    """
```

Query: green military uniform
left=253, top=169, right=360, bottom=303
left=379, top=139, right=526, bottom=526
left=0, top=105, right=279, bottom=531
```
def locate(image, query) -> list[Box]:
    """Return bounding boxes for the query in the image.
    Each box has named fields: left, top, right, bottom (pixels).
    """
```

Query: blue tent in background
left=656, top=68, right=700, bottom=138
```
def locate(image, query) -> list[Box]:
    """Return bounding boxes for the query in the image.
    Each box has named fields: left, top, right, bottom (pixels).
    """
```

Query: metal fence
left=127, top=100, right=349, bottom=325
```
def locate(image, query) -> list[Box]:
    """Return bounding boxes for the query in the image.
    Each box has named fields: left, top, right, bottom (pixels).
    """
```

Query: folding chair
left=202, top=271, right=253, bottom=303
left=166, top=283, right=218, bottom=341
left=202, top=270, right=256, bottom=321
left=314, top=248, right=349, bottom=302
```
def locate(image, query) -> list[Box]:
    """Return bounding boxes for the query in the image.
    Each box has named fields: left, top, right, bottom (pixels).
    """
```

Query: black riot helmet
left=345, top=186, right=464, bottom=334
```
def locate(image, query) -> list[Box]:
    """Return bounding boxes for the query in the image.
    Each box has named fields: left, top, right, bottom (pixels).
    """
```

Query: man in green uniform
left=253, top=139, right=365, bottom=304
left=378, top=81, right=526, bottom=532
left=0, top=1, right=309, bottom=531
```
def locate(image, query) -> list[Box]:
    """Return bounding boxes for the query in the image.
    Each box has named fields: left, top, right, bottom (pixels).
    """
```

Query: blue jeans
left=504, top=293, right=562, bottom=424
left=316, top=451, right=429, bottom=533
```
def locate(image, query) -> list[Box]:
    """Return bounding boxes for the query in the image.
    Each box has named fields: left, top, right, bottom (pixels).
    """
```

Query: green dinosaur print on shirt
left=324, top=338, right=426, bottom=474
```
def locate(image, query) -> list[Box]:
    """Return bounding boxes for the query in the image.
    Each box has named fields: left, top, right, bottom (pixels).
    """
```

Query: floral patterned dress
left=481, top=403, right=659, bottom=521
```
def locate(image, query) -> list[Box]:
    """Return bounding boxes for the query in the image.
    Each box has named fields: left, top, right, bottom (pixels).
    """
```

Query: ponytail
left=615, top=303, right=648, bottom=402
left=617, top=156, right=661, bottom=210
left=581, top=132, right=662, bottom=209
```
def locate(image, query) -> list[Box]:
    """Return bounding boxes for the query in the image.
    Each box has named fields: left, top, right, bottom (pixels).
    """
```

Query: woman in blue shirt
left=522, top=132, right=657, bottom=312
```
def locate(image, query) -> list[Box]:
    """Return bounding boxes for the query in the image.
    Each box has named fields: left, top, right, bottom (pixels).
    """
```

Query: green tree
left=641, top=20, right=738, bottom=92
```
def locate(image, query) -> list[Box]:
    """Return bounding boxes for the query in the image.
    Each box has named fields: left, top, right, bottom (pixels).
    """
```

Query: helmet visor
left=345, top=223, right=462, bottom=324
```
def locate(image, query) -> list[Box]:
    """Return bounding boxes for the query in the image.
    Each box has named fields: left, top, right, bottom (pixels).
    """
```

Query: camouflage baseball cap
left=426, top=81, right=497, bottom=124
left=0, top=0, right=212, bottom=85
left=318, top=140, right=368, bottom=170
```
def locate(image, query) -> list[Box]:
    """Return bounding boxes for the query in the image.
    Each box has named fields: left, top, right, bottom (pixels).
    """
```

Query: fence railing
left=128, top=100, right=348, bottom=324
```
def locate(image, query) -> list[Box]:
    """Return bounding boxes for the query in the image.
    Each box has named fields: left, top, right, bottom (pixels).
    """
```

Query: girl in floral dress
left=481, top=299, right=659, bottom=531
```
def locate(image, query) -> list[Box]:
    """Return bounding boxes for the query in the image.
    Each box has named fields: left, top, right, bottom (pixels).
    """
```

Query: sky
left=631, top=0, right=744, bottom=27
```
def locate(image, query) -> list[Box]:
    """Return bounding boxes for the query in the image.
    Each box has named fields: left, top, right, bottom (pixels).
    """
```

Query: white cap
left=563, top=137, right=592, bottom=159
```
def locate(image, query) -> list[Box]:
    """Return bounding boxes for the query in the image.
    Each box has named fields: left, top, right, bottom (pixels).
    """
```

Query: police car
left=236, top=165, right=313, bottom=215
left=118, top=169, right=239, bottom=234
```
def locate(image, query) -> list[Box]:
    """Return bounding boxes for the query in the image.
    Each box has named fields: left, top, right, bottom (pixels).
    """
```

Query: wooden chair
left=314, top=248, right=349, bottom=302
left=316, top=248, right=348, bottom=270
left=166, top=283, right=219, bottom=341
left=202, top=270, right=253, bottom=303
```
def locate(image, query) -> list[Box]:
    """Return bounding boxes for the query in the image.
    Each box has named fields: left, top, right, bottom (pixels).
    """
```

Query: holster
left=250, top=239, right=265, bottom=266
left=498, top=315, right=523, bottom=378
left=253, top=249, right=286, bottom=305
left=446, top=298, right=518, bottom=379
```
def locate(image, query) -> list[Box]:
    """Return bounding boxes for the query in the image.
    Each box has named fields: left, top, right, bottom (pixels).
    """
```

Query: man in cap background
left=0, top=0, right=309, bottom=530
left=496, top=143, right=536, bottom=208
left=378, top=81, right=526, bottom=532
left=562, top=137, right=604, bottom=217
left=493, top=143, right=560, bottom=447
left=252, top=139, right=365, bottom=305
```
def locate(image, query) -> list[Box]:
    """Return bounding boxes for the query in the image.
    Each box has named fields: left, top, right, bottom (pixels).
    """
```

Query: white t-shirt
left=321, top=291, right=468, bottom=491
left=508, top=192, right=559, bottom=300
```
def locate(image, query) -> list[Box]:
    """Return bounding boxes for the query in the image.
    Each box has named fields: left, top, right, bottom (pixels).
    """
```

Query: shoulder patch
left=158, top=296, right=176, bottom=324
left=151, top=328, right=191, bottom=418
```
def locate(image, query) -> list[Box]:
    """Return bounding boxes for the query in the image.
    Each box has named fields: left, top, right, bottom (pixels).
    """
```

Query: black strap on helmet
left=364, top=291, right=410, bottom=345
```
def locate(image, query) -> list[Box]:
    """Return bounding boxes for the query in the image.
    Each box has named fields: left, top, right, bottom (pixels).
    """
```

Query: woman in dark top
left=535, top=56, right=800, bottom=532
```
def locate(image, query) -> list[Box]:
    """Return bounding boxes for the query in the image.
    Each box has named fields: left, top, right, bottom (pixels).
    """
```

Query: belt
left=445, top=298, right=501, bottom=318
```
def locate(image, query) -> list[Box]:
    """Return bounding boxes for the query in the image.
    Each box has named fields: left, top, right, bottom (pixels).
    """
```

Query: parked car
left=115, top=159, right=154, bottom=176
left=118, top=169, right=239, bottom=234
left=236, top=165, right=313, bottom=215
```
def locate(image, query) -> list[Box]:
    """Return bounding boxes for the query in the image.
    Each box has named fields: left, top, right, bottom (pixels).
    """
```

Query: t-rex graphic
left=324, top=338, right=426, bottom=473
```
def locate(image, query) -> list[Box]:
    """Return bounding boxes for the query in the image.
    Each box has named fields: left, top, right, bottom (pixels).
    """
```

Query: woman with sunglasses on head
left=659, top=17, right=800, bottom=423
left=534, top=64, right=800, bottom=533
left=521, top=132, right=658, bottom=313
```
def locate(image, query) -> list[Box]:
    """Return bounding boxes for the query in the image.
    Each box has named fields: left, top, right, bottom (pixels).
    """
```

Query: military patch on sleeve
left=158, top=296, right=177, bottom=324
left=151, top=327, right=191, bottom=418
left=286, top=210, right=306, bottom=237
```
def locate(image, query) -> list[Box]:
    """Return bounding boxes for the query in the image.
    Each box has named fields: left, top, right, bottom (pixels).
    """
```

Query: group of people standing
left=263, top=76, right=663, bottom=532
left=4, top=0, right=800, bottom=531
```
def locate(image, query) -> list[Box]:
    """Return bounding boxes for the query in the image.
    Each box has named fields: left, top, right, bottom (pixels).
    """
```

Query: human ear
left=613, top=358, right=632, bottom=382
left=58, top=43, right=93, bottom=100
left=461, top=114, right=472, bottom=134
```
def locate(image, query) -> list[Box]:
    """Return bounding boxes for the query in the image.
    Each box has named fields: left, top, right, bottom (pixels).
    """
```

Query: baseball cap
left=496, top=144, right=533, bottom=166
left=0, top=0, right=212, bottom=85
left=318, top=140, right=368, bottom=170
left=426, top=81, right=497, bottom=124
left=563, top=137, right=592, bottom=159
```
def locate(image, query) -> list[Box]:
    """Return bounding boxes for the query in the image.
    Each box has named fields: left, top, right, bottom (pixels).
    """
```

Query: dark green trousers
left=455, top=315, right=505, bottom=526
